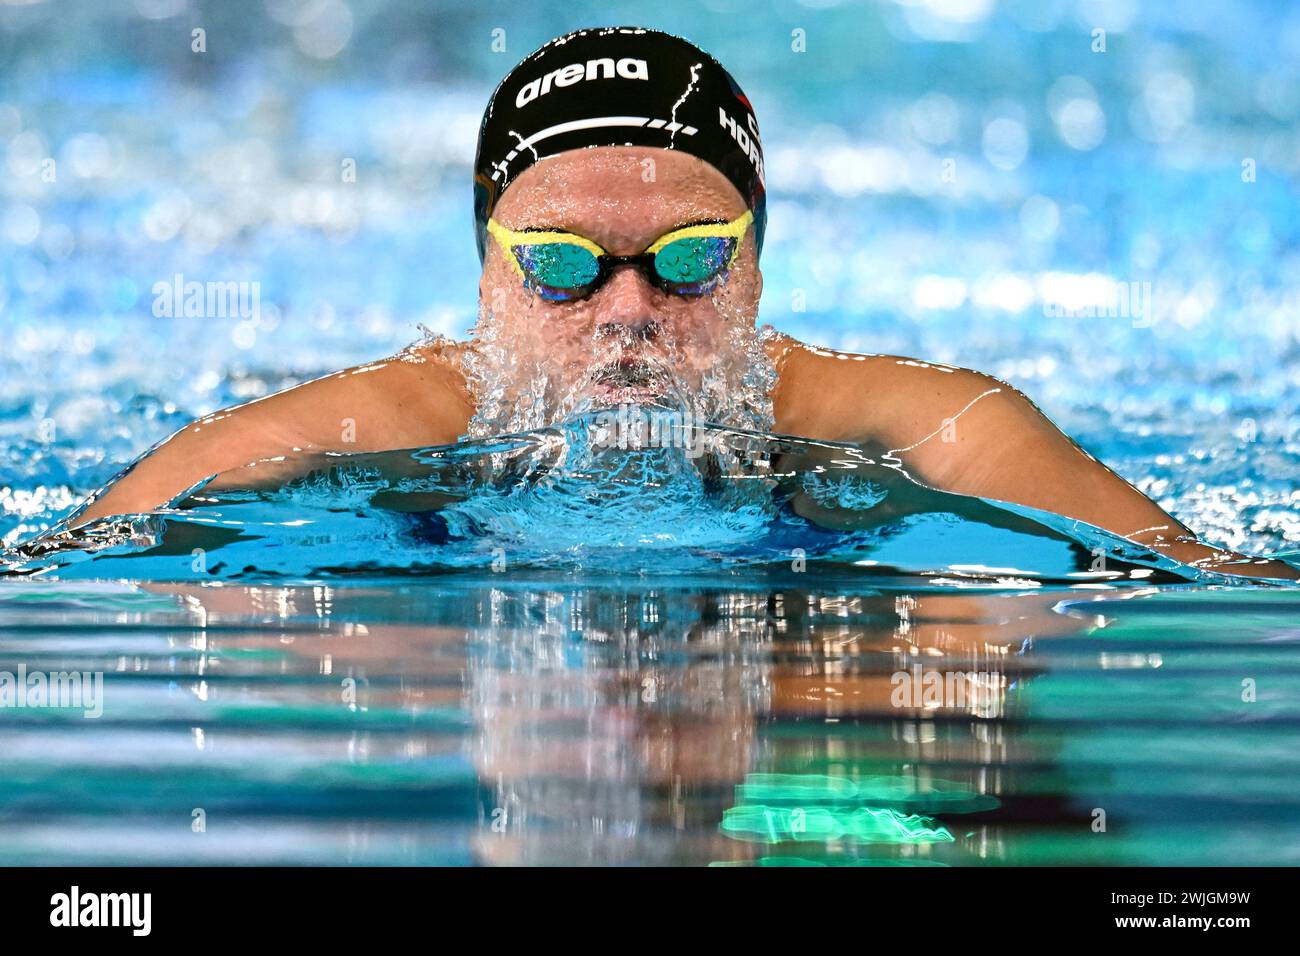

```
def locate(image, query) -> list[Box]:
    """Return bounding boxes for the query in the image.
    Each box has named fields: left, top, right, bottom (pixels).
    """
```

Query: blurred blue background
left=1, top=0, right=1297, bottom=555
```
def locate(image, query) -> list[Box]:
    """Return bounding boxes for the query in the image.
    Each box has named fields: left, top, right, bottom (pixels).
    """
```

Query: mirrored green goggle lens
left=654, top=236, right=736, bottom=289
left=514, top=243, right=600, bottom=299
left=511, top=234, right=738, bottom=301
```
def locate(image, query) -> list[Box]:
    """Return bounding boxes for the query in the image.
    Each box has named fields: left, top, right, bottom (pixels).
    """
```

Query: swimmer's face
left=478, top=146, right=762, bottom=407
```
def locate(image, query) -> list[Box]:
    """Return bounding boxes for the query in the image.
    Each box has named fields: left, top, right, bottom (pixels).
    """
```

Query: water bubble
left=232, top=321, right=258, bottom=349
left=908, top=93, right=961, bottom=146
left=982, top=116, right=1029, bottom=170
left=293, top=0, right=353, bottom=60
left=1049, top=77, right=1106, bottom=150
left=1019, top=195, right=1060, bottom=242
left=4, top=204, right=40, bottom=245
left=142, top=192, right=192, bottom=242
left=1055, top=98, right=1105, bottom=150
left=1140, top=71, right=1195, bottom=142
left=64, top=133, right=113, bottom=178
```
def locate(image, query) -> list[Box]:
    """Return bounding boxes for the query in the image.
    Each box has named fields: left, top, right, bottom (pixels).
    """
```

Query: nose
left=594, top=263, right=662, bottom=341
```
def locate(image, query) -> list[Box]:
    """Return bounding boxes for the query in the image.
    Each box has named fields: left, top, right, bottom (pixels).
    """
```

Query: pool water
left=3, top=1, right=1300, bottom=866
left=0, top=414, right=1246, bottom=582
left=1, top=574, right=1298, bottom=866
left=1, top=415, right=1299, bottom=866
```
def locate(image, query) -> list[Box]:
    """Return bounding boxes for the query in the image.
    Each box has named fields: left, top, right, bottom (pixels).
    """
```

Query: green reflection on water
left=737, top=772, right=1000, bottom=813
left=721, top=803, right=954, bottom=845
left=715, top=771, right=999, bottom=865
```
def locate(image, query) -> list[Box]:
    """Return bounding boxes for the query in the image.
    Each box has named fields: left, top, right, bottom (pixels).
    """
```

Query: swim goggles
left=485, top=210, right=753, bottom=302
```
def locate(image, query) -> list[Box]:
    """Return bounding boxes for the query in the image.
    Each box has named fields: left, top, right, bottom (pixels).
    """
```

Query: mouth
left=585, top=355, right=675, bottom=403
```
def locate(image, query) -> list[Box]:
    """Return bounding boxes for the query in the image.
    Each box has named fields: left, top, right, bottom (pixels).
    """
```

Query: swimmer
left=70, top=26, right=1297, bottom=580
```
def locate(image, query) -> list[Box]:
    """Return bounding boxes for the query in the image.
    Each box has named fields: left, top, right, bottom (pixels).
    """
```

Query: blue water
left=2, top=0, right=1299, bottom=864
left=3, top=411, right=1298, bottom=865
left=0, top=413, right=1247, bottom=582
left=2, top=576, right=1299, bottom=865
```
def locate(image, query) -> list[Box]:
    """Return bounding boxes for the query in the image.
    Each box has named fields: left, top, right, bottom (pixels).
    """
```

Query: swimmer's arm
left=896, top=378, right=1300, bottom=581
left=70, top=357, right=471, bottom=527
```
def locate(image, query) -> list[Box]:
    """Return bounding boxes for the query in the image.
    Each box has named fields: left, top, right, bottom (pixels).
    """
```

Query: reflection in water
left=3, top=575, right=1299, bottom=865
left=466, top=585, right=772, bottom=865
left=461, top=580, right=1075, bottom=865
left=0, top=572, right=1086, bottom=864
left=721, top=798, right=956, bottom=847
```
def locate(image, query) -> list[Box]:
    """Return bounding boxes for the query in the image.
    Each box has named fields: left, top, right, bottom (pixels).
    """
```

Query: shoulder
left=769, top=331, right=1001, bottom=395
left=298, top=336, right=475, bottom=445
left=191, top=336, right=475, bottom=453
left=769, top=332, right=1029, bottom=446
left=71, top=338, right=477, bottom=524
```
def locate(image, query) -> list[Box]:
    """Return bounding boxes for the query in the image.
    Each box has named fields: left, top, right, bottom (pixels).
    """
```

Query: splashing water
left=458, top=285, right=777, bottom=439
left=3, top=408, right=1288, bottom=584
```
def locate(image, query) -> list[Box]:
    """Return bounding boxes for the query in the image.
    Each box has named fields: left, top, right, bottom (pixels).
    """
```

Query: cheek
left=722, top=255, right=761, bottom=309
left=673, top=303, right=729, bottom=342
left=521, top=304, right=604, bottom=362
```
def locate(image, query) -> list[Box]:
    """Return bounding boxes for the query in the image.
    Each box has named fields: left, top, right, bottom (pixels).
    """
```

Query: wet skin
left=72, top=147, right=1297, bottom=580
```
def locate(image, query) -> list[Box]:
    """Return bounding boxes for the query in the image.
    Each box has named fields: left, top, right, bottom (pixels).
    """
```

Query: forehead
left=492, top=145, right=747, bottom=248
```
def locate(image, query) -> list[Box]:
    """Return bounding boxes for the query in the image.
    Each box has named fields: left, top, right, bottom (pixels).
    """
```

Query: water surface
left=1, top=574, right=1297, bottom=866
left=2, top=417, right=1298, bottom=866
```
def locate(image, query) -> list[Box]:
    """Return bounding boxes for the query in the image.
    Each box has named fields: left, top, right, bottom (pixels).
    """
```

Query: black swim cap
left=473, top=26, right=767, bottom=265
